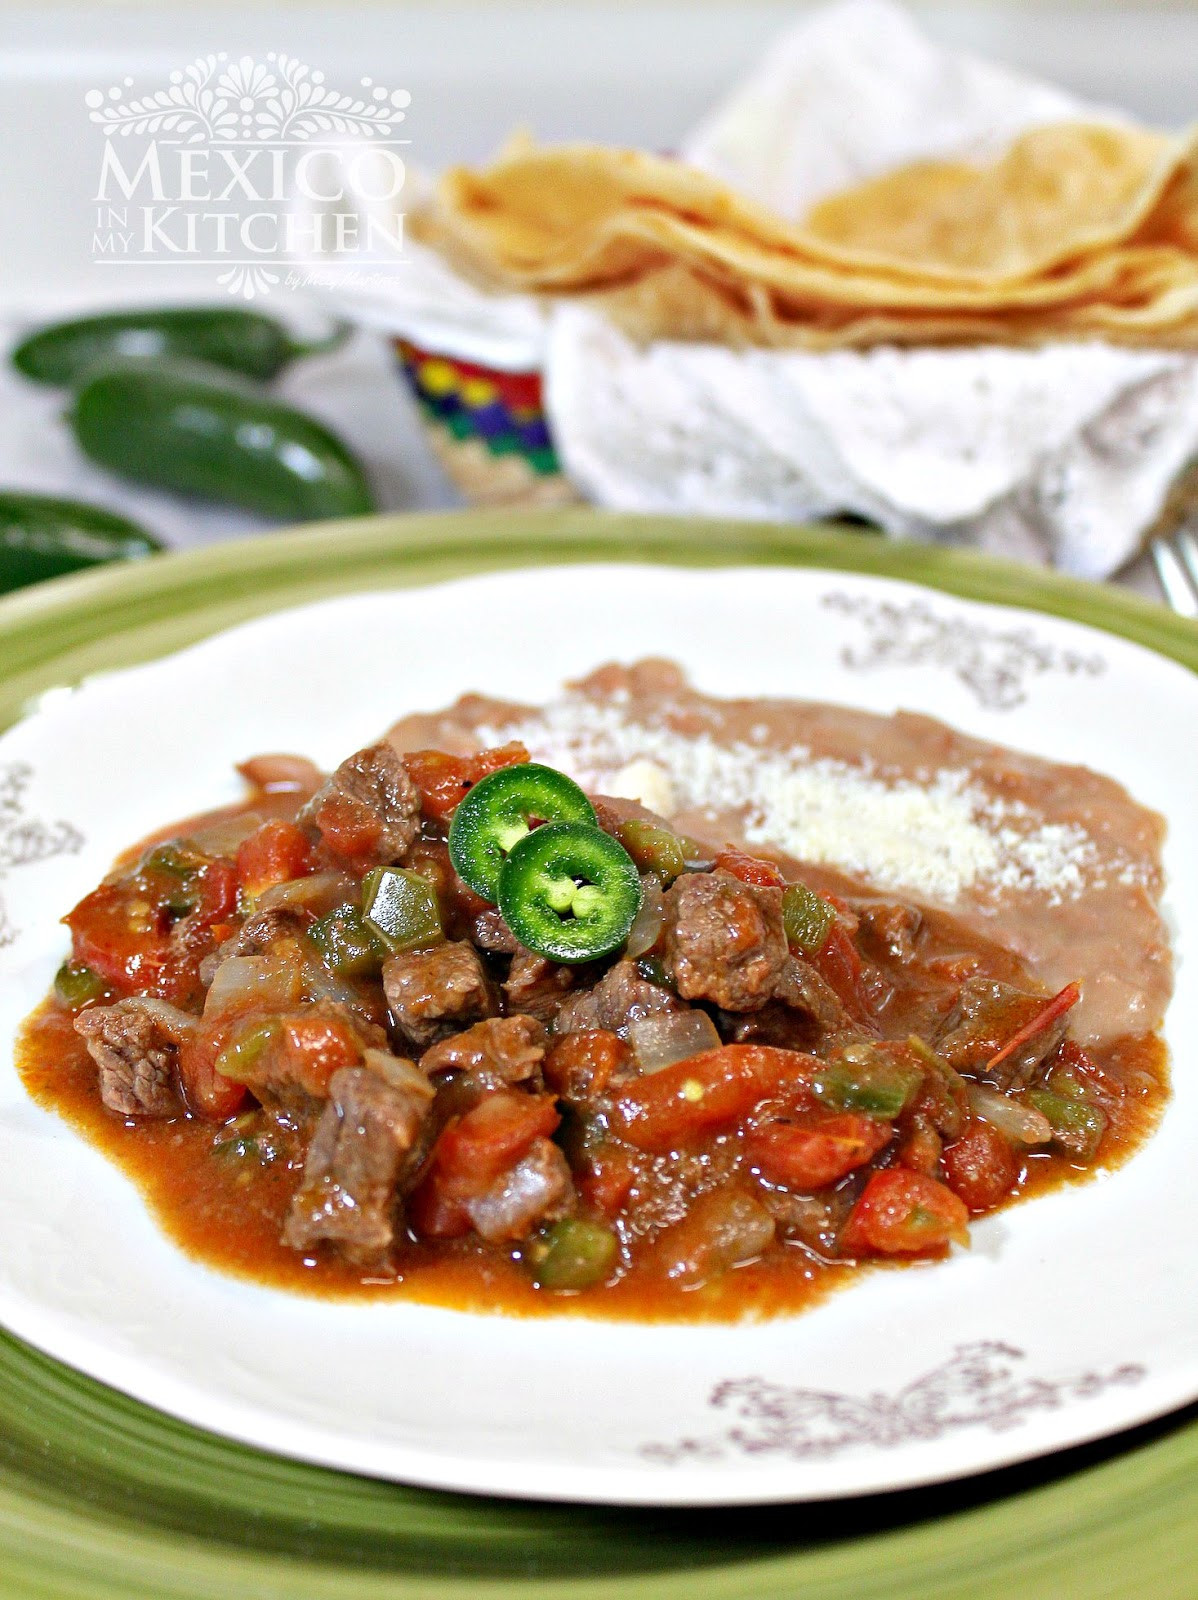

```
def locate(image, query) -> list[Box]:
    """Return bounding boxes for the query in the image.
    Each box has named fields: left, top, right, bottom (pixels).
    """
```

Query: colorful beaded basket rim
left=397, top=337, right=561, bottom=478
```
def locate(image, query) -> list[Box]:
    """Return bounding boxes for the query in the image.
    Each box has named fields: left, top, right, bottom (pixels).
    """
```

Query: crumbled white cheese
left=608, top=759, right=677, bottom=818
left=479, top=696, right=1138, bottom=907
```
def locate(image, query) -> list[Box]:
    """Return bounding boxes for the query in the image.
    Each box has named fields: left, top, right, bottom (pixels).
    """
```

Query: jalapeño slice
left=498, top=822, right=643, bottom=964
left=448, top=763, right=597, bottom=903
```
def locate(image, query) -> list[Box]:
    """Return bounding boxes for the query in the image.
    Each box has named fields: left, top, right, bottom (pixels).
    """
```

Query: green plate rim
left=0, top=506, right=1194, bottom=1600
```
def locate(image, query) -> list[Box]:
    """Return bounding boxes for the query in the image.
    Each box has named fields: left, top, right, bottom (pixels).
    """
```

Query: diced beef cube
left=543, top=1029, right=632, bottom=1102
left=936, top=977, right=1069, bottom=1091
left=282, top=1052, right=434, bottom=1259
left=721, top=957, right=855, bottom=1054
left=75, top=997, right=196, bottom=1117
left=470, top=908, right=521, bottom=955
left=721, top=1002, right=817, bottom=1053
left=775, top=956, right=854, bottom=1031
left=503, top=947, right=582, bottom=1024
left=199, top=906, right=312, bottom=983
left=230, top=905, right=312, bottom=954
left=663, top=869, right=788, bottom=1012
left=420, top=1014, right=548, bottom=1087
left=856, top=901, right=923, bottom=965
left=553, top=958, right=682, bottom=1036
left=761, top=1184, right=859, bottom=1256
left=383, top=940, right=499, bottom=1049
left=464, top=1137, right=574, bottom=1242
left=305, top=742, right=420, bottom=866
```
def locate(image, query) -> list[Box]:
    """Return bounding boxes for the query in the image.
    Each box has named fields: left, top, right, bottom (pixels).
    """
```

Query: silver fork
left=1150, top=526, right=1198, bottom=617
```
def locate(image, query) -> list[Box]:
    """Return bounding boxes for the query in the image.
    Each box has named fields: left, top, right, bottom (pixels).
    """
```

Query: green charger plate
left=1, top=508, right=1195, bottom=1600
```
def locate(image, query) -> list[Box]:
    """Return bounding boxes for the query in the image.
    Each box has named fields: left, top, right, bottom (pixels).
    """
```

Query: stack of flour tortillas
left=404, top=0, right=1198, bottom=573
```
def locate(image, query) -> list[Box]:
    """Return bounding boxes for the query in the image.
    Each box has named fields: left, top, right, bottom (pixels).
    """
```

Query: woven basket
left=395, top=338, right=580, bottom=508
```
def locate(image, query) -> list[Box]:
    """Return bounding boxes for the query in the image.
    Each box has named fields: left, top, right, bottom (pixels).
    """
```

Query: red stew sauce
left=17, top=738, right=1169, bottom=1324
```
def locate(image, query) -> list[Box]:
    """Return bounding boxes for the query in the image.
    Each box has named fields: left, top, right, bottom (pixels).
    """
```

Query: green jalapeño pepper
left=448, top=763, right=597, bottom=903
left=497, top=821, right=642, bottom=964
left=69, top=359, right=376, bottom=522
left=13, top=307, right=350, bottom=387
left=0, top=492, right=160, bottom=592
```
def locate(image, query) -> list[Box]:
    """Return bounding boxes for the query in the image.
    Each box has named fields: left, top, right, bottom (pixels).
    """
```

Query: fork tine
left=1150, top=536, right=1198, bottom=618
left=1175, top=526, right=1198, bottom=595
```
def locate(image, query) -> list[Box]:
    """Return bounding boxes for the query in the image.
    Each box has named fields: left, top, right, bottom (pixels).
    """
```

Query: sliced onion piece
left=203, top=952, right=305, bottom=1020
left=130, top=997, right=198, bottom=1043
left=237, top=753, right=325, bottom=795
left=651, top=1188, right=776, bottom=1288
left=629, top=1009, right=721, bottom=1074
left=298, top=949, right=376, bottom=1015
left=186, top=812, right=263, bottom=857
left=257, top=871, right=353, bottom=917
left=625, top=874, right=665, bottom=958
left=967, top=1082, right=1053, bottom=1145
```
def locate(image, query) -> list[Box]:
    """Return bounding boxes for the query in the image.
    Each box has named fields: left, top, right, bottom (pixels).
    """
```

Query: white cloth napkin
left=544, top=0, right=1198, bottom=577
left=301, top=0, right=1198, bottom=577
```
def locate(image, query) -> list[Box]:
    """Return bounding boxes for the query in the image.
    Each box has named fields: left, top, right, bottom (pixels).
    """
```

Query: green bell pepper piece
left=815, top=1046, right=923, bottom=1118
left=362, top=868, right=443, bottom=954
left=527, top=1218, right=619, bottom=1291
left=617, top=820, right=686, bottom=884
left=782, top=882, right=836, bottom=955
left=53, top=960, right=108, bottom=1010
left=310, top=904, right=388, bottom=978
left=1026, top=1087, right=1108, bottom=1162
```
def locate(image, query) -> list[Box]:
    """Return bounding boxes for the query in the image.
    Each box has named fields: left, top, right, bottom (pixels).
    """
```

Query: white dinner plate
left=0, top=561, right=1193, bottom=1505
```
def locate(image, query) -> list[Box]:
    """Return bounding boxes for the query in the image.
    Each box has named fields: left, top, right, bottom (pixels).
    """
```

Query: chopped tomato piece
left=745, top=1112, right=890, bottom=1190
left=178, top=1021, right=249, bottom=1122
left=577, top=1145, right=638, bottom=1219
left=235, top=820, right=313, bottom=898
left=436, top=1091, right=560, bottom=1189
left=403, top=742, right=530, bottom=824
left=713, top=848, right=787, bottom=889
left=943, top=1122, right=1020, bottom=1212
left=409, top=1091, right=560, bottom=1238
left=65, top=881, right=172, bottom=995
left=897, top=1120, right=943, bottom=1177
left=191, top=857, right=239, bottom=925
left=840, top=1168, right=970, bottom=1256
left=543, top=1030, right=628, bottom=1100
left=812, top=922, right=873, bottom=1019
left=312, top=790, right=383, bottom=864
left=407, top=1178, right=471, bottom=1241
left=64, top=846, right=237, bottom=1004
left=612, top=1045, right=819, bottom=1154
left=279, top=1011, right=361, bottom=1098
